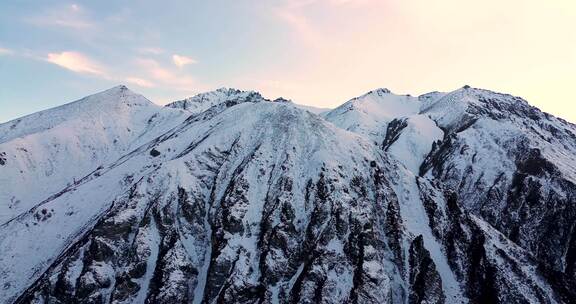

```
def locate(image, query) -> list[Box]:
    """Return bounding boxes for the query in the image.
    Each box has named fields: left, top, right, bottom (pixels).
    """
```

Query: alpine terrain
left=0, top=85, right=574, bottom=304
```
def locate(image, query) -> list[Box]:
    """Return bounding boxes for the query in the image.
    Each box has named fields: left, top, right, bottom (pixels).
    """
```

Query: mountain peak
left=165, top=87, right=266, bottom=113
left=214, top=87, right=243, bottom=94
left=97, top=84, right=141, bottom=98
left=368, top=87, right=392, bottom=96
left=63, top=85, right=154, bottom=111
left=111, top=84, right=129, bottom=91
left=0, top=85, right=156, bottom=143
left=273, top=97, right=291, bottom=103
left=93, top=84, right=134, bottom=96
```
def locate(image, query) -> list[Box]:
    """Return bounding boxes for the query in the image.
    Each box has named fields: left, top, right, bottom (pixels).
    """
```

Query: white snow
left=2, top=84, right=574, bottom=303
left=324, top=88, right=421, bottom=143
left=0, top=86, right=187, bottom=224
left=385, top=162, right=467, bottom=303
left=387, top=115, right=443, bottom=173
left=290, top=103, right=331, bottom=115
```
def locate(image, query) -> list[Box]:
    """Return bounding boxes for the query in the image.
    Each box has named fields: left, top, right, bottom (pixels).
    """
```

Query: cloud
left=126, top=77, right=155, bottom=88
left=135, top=58, right=199, bottom=92
left=46, top=51, right=107, bottom=76
left=43, top=52, right=201, bottom=92
left=26, top=4, right=94, bottom=30
left=275, top=9, right=319, bottom=47
left=172, top=54, right=197, bottom=68
left=0, top=47, right=13, bottom=55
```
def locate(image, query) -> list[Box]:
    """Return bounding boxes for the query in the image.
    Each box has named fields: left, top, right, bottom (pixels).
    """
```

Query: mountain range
left=0, top=84, right=574, bottom=303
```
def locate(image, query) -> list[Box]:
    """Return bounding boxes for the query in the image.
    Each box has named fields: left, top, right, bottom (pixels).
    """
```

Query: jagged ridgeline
left=0, top=85, right=574, bottom=303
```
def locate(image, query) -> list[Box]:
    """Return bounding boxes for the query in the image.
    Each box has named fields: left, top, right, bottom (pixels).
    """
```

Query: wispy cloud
left=125, top=77, right=154, bottom=88
left=0, top=47, right=13, bottom=55
left=275, top=8, right=320, bottom=48
left=42, top=51, right=201, bottom=91
left=25, top=4, right=94, bottom=30
left=46, top=51, right=107, bottom=76
left=172, top=54, right=197, bottom=68
left=135, top=58, right=198, bottom=92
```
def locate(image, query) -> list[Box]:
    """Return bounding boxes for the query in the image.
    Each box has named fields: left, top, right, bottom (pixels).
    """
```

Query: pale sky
left=1, top=0, right=575, bottom=122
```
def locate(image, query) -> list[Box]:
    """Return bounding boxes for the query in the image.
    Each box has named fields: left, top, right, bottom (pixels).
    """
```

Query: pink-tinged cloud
left=172, top=54, right=197, bottom=68
left=0, top=47, right=13, bottom=55
left=126, top=77, right=155, bottom=88
left=135, top=58, right=199, bottom=92
left=46, top=51, right=107, bottom=76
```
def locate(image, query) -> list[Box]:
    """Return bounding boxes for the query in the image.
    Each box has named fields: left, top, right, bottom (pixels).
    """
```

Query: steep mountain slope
left=419, top=87, right=576, bottom=299
left=323, top=88, right=421, bottom=144
left=166, top=88, right=330, bottom=115
left=165, top=88, right=265, bottom=114
left=325, top=85, right=576, bottom=302
left=3, top=95, right=413, bottom=303
left=0, top=85, right=574, bottom=303
left=324, top=88, right=444, bottom=173
left=0, top=86, right=187, bottom=223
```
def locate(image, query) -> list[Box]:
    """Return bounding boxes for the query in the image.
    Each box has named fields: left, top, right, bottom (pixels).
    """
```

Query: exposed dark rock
left=150, top=148, right=161, bottom=157
left=5, top=86, right=576, bottom=304
left=408, top=235, right=445, bottom=304
left=382, top=118, right=408, bottom=151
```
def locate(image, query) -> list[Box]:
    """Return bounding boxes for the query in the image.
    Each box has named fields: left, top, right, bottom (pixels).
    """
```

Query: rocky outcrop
left=408, top=235, right=444, bottom=304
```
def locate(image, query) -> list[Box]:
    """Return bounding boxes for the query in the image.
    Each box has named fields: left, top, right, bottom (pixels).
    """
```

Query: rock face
left=0, top=85, right=574, bottom=303
left=408, top=235, right=444, bottom=304
left=416, top=88, right=576, bottom=302
left=325, top=86, right=576, bottom=303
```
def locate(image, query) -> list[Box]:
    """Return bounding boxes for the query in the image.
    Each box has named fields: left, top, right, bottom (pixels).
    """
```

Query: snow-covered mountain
left=0, top=85, right=574, bottom=303
left=0, top=85, right=188, bottom=224
left=166, top=88, right=330, bottom=115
